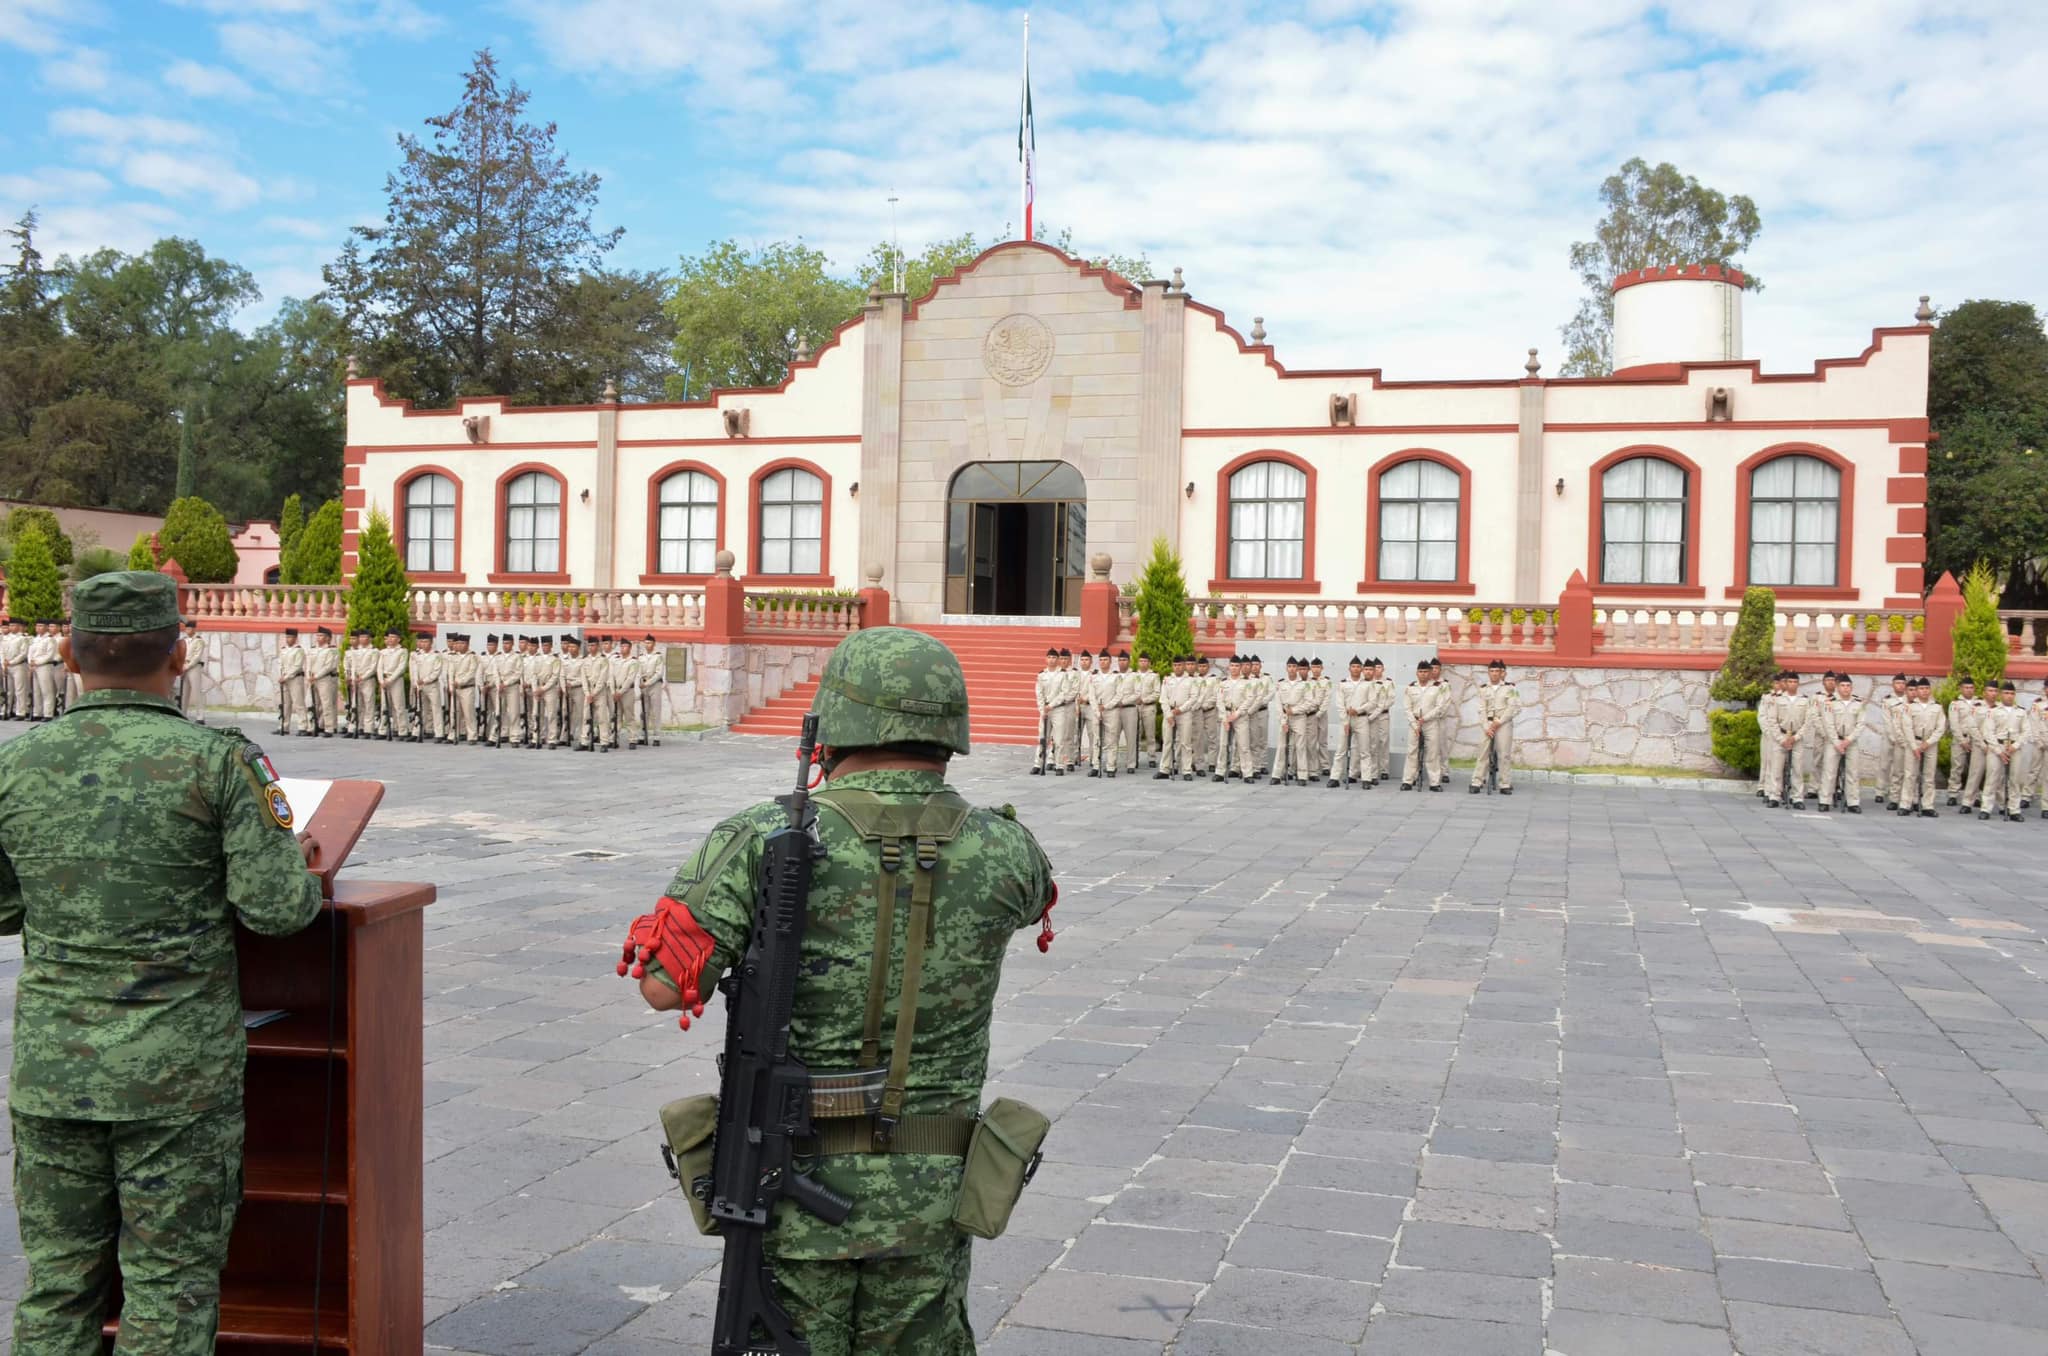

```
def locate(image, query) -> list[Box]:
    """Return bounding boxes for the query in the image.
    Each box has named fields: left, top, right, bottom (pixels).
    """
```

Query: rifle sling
left=803, top=1112, right=974, bottom=1157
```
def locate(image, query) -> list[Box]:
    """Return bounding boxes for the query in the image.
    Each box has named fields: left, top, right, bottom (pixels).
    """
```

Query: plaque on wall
left=664, top=648, right=691, bottom=683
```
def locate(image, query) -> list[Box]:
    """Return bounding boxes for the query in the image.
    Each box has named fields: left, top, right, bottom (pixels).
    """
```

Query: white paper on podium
left=275, top=777, right=331, bottom=825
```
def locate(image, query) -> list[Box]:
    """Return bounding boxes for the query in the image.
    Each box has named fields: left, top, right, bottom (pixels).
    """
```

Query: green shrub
left=5, top=507, right=73, bottom=566
left=1862, top=613, right=1882, bottom=631
left=1133, top=537, right=1195, bottom=677
left=292, top=500, right=343, bottom=584
left=1510, top=607, right=1528, bottom=625
left=126, top=532, right=157, bottom=570
left=1709, top=708, right=1762, bottom=776
left=344, top=508, right=411, bottom=644
left=70, top=546, right=126, bottom=582
left=1949, top=561, right=2005, bottom=686
left=7, top=528, right=65, bottom=622
left=1488, top=607, right=1506, bottom=625
left=158, top=497, right=239, bottom=582
left=278, top=493, right=305, bottom=573
left=1711, top=586, right=1777, bottom=705
left=1886, top=614, right=1906, bottom=633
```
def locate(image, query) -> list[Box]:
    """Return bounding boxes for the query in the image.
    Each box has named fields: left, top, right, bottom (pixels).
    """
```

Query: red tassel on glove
left=616, top=896, right=719, bottom=1029
left=1037, top=882, right=1058, bottom=953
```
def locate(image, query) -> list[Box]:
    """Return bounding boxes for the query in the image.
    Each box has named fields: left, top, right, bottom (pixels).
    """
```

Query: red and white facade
left=344, top=244, right=1933, bottom=617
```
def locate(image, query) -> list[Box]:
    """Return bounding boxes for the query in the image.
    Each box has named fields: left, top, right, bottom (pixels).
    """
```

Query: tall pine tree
left=292, top=499, right=343, bottom=584
left=1951, top=561, right=2008, bottom=687
left=8, top=527, right=65, bottom=623
left=278, top=493, right=305, bottom=579
left=1133, top=537, right=1195, bottom=677
left=345, top=508, right=412, bottom=643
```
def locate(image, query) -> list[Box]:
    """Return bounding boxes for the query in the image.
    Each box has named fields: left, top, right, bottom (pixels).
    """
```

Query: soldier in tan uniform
left=1211, top=657, right=1244, bottom=782
left=177, top=620, right=206, bottom=723
left=1368, top=658, right=1394, bottom=784
left=1874, top=674, right=1908, bottom=806
left=1137, top=654, right=1162, bottom=769
left=1817, top=675, right=1866, bottom=812
left=1768, top=671, right=1814, bottom=808
left=306, top=626, right=339, bottom=735
left=558, top=636, right=589, bottom=749
left=371, top=629, right=407, bottom=740
left=1155, top=656, right=1185, bottom=780
left=1040, top=648, right=1074, bottom=774
left=1108, top=651, right=1140, bottom=776
left=1267, top=657, right=1303, bottom=785
left=445, top=633, right=481, bottom=744
left=28, top=622, right=61, bottom=720
left=340, top=629, right=372, bottom=736
left=1086, top=652, right=1119, bottom=778
left=633, top=635, right=666, bottom=746
left=60, top=622, right=80, bottom=712
left=1031, top=649, right=1060, bottom=775
left=1977, top=681, right=2026, bottom=821
left=584, top=635, right=617, bottom=751
left=502, top=635, right=530, bottom=747
left=1, top=618, right=29, bottom=718
left=609, top=638, right=639, bottom=748
left=409, top=633, right=444, bottom=742
left=2025, top=686, right=2048, bottom=820
left=532, top=636, right=563, bottom=748
left=478, top=635, right=504, bottom=744
left=1244, top=656, right=1270, bottom=771
left=1894, top=676, right=1945, bottom=815
left=1402, top=661, right=1450, bottom=791
left=1224, top=656, right=1263, bottom=781
left=276, top=627, right=308, bottom=735
left=1470, top=659, right=1519, bottom=793
left=1946, top=678, right=1984, bottom=808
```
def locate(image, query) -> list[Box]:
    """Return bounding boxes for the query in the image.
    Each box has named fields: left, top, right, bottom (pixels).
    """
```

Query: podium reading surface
left=100, top=778, right=435, bottom=1353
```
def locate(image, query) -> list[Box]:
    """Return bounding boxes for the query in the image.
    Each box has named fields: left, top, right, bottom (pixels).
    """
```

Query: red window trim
left=1357, top=448, right=1475, bottom=595
left=1726, top=443, right=1856, bottom=601
left=747, top=458, right=833, bottom=583
left=494, top=462, right=571, bottom=581
left=396, top=465, right=465, bottom=583
left=1586, top=446, right=1707, bottom=600
left=1209, top=449, right=1321, bottom=594
left=641, top=459, right=728, bottom=586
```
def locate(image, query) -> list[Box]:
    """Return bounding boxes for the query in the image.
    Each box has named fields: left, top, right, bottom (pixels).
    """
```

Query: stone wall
left=187, top=630, right=832, bottom=730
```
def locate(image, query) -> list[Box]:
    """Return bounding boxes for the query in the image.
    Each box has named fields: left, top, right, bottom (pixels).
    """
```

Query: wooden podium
left=102, top=779, right=435, bottom=1354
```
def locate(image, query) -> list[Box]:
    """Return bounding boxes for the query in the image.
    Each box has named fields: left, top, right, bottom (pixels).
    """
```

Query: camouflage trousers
left=772, top=1237, right=974, bottom=1355
left=11, top=1107, right=242, bottom=1356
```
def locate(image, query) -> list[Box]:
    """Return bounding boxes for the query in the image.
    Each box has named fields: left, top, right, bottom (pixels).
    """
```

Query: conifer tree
left=345, top=507, right=411, bottom=644
left=1951, top=561, right=2008, bottom=688
left=292, top=500, right=343, bottom=584
left=8, top=527, right=65, bottom=622
left=1710, top=586, right=1777, bottom=705
left=278, top=493, right=305, bottom=580
left=158, top=496, right=240, bottom=582
left=1133, top=537, right=1195, bottom=677
left=127, top=532, right=158, bottom=570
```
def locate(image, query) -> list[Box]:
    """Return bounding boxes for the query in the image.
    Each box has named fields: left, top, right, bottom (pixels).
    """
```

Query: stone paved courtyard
left=6, top=723, right=2048, bottom=1354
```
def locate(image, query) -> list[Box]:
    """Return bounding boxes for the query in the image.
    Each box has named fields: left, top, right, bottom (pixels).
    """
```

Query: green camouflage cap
left=809, top=626, right=972, bottom=755
left=70, top=570, right=181, bottom=634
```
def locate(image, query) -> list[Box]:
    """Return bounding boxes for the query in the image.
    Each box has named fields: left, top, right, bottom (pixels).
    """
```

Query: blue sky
left=4, top=0, right=2045, bottom=378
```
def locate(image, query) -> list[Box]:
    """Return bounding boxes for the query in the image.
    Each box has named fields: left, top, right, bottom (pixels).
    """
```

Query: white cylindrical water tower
left=1610, top=264, right=1745, bottom=374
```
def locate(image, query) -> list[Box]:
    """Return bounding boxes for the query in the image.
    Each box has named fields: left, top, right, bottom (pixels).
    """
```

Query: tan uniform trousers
left=1893, top=744, right=1939, bottom=809
left=1109, top=705, right=1138, bottom=774
left=536, top=686, right=561, bottom=745
left=350, top=678, right=376, bottom=734
left=1174, top=708, right=1203, bottom=775
left=450, top=685, right=478, bottom=742
left=1471, top=724, right=1513, bottom=789
left=7, top=664, right=28, bottom=717
left=312, top=676, right=338, bottom=732
left=482, top=682, right=503, bottom=742
left=281, top=675, right=309, bottom=733
left=1140, top=704, right=1159, bottom=758
left=1962, top=739, right=1990, bottom=808
left=379, top=679, right=406, bottom=736
left=415, top=682, right=444, bottom=740
left=1404, top=718, right=1446, bottom=787
left=1763, top=736, right=1805, bottom=802
left=1049, top=702, right=1078, bottom=769
left=589, top=686, right=616, bottom=747
left=34, top=664, right=61, bottom=718
left=565, top=683, right=589, bottom=747
left=1948, top=733, right=1976, bottom=794
left=1224, top=713, right=1257, bottom=776
left=620, top=686, right=645, bottom=743
left=1820, top=738, right=1861, bottom=807
left=1980, top=742, right=2024, bottom=816
left=502, top=682, right=527, bottom=744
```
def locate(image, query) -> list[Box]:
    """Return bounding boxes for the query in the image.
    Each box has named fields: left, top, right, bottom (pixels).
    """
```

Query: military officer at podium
left=0, top=571, right=325, bottom=1354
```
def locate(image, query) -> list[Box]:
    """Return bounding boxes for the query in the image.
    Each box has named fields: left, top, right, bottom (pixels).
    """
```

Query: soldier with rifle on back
left=618, top=627, right=1058, bottom=1355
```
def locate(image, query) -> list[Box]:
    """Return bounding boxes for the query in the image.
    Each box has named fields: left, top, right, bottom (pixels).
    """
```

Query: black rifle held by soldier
left=706, top=714, right=852, bottom=1354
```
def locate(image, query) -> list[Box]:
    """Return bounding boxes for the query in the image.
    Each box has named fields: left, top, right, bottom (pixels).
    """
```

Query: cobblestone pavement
left=5, top=721, right=2048, bottom=1354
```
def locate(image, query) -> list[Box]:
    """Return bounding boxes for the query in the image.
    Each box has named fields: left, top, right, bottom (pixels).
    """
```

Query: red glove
left=617, top=896, right=719, bottom=1029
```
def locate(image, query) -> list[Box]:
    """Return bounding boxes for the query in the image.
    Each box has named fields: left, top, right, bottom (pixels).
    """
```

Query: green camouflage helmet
left=809, top=626, right=972, bottom=755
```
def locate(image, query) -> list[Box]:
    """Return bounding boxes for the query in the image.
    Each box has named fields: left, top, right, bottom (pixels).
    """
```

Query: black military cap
left=2003, top=680, right=2018, bottom=691
left=317, top=626, right=332, bottom=637
left=1428, top=657, right=1442, bottom=668
left=1349, top=655, right=1364, bottom=666
left=1046, top=647, right=1058, bottom=656
left=1057, top=648, right=1071, bottom=657
left=384, top=628, right=401, bottom=638
left=643, top=634, right=655, bottom=643
left=1117, top=650, right=1130, bottom=660
left=1488, top=658, right=1506, bottom=670
left=283, top=627, right=298, bottom=638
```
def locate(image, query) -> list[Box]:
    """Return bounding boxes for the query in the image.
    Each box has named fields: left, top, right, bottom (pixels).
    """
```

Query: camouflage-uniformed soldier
left=1470, top=659, right=1519, bottom=793
left=1, top=571, right=324, bottom=1354
left=306, top=626, right=339, bottom=736
left=620, top=626, right=1056, bottom=1354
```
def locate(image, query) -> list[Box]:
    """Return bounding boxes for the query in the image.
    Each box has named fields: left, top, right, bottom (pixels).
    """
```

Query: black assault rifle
left=707, top=713, right=853, bottom=1355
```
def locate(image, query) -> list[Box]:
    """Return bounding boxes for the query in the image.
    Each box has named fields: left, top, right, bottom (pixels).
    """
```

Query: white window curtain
left=404, top=473, right=455, bottom=573
left=1377, top=459, right=1459, bottom=582
left=1749, top=455, right=1839, bottom=587
left=759, top=467, right=824, bottom=574
left=504, top=472, right=561, bottom=574
left=1599, top=456, right=1688, bottom=585
left=657, top=470, right=719, bottom=575
left=1225, top=460, right=1306, bottom=579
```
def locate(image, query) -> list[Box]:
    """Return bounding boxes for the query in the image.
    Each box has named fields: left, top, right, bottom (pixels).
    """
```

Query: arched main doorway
left=945, top=460, right=1086, bottom=616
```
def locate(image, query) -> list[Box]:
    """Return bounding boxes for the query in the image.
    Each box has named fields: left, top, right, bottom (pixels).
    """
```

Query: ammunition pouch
left=657, top=1093, right=721, bottom=1235
left=952, top=1097, right=1050, bottom=1240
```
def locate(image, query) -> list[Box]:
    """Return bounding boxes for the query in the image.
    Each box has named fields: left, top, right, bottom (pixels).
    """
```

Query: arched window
left=1749, top=454, right=1840, bottom=588
left=1227, top=460, right=1308, bottom=579
left=656, top=469, right=719, bottom=575
left=1601, top=457, right=1688, bottom=585
left=756, top=466, right=823, bottom=575
left=1376, top=458, right=1460, bottom=582
left=403, top=472, right=456, bottom=574
left=503, top=471, right=562, bottom=574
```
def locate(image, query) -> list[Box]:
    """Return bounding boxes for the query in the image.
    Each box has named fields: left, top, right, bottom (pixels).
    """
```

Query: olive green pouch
left=951, top=1097, right=1050, bottom=1240
left=658, top=1094, right=721, bottom=1236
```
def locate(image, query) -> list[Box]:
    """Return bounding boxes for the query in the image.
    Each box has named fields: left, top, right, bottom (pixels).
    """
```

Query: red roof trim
left=1611, top=263, right=1748, bottom=292
left=904, top=240, right=1142, bottom=320
left=1555, top=327, right=1931, bottom=388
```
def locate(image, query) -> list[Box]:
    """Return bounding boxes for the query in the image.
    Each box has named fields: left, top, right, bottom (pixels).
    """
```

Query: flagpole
left=1021, top=13, right=1031, bottom=242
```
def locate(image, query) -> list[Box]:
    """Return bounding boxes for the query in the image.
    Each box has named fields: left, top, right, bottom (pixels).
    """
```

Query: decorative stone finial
left=795, top=336, right=813, bottom=363
left=1915, top=294, right=1935, bottom=323
left=345, top=353, right=360, bottom=380
left=714, top=549, right=736, bottom=578
left=863, top=562, right=884, bottom=586
left=1524, top=348, right=1541, bottom=377
left=1170, top=266, right=1185, bottom=294
left=1089, top=552, right=1112, bottom=581
left=602, top=377, right=618, bottom=402
left=867, top=284, right=883, bottom=305
left=1250, top=316, right=1266, bottom=344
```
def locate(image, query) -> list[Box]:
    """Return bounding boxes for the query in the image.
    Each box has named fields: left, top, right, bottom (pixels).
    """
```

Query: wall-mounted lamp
left=1185, top=482, right=1196, bottom=499
left=850, top=481, right=859, bottom=499
left=580, top=488, right=592, bottom=504
left=1553, top=478, right=1565, bottom=497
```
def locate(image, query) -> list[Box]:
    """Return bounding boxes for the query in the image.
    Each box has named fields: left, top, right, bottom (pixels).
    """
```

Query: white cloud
left=517, top=0, right=2048, bottom=377
left=40, top=45, right=114, bottom=93
left=164, top=59, right=260, bottom=100
left=50, top=107, right=211, bottom=147
left=0, top=167, right=114, bottom=202
left=0, top=0, right=98, bottom=56
left=47, top=107, right=265, bottom=212
left=172, top=0, right=442, bottom=95
left=258, top=214, right=340, bottom=241
left=0, top=198, right=183, bottom=259
left=120, top=149, right=262, bottom=210
left=217, top=21, right=338, bottom=95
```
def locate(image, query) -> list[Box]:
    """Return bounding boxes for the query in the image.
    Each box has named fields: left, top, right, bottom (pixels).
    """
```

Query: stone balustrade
left=741, top=590, right=864, bottom=636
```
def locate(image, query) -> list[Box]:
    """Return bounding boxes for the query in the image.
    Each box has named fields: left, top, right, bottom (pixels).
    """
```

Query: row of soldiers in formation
left=1756, top=669, right=2048, bottom=820
left=0, top=616, right=208, bottom=722
left=271, top=626, right=670, bottom=750
left=1031, top=648, right=1524, bottom=793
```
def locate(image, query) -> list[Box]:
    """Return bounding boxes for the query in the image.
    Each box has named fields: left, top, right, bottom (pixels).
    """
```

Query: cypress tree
left=158, top=496, right=240, bottom=583
left=8, top=528, right=65, bottom=622
left=293, top=500, right=344, bottom=585
left=126, top=532, right=158, bottom=571
left=345, top=507, right=412, bottom=643
left=1951, top=561, right=2008, bottom=688
left=278, top=493, right=305, bottom=581
left=1132, top=537, right=1195, bottom=677
left=1710, top=585, right=1777, bottom=705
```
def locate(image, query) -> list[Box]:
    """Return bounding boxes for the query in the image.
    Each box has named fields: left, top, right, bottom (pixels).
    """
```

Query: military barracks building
left=343, top=242, right=1933, bottom=622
